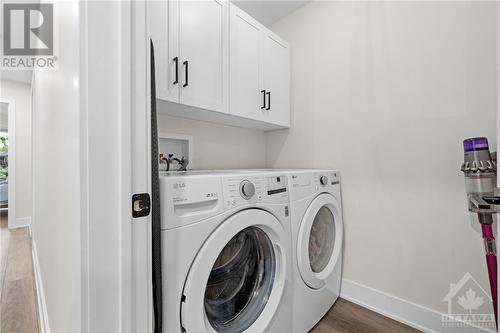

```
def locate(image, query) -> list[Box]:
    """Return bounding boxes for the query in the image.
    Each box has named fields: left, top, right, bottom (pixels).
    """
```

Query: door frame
left=0, top=97, right=15, bottom=228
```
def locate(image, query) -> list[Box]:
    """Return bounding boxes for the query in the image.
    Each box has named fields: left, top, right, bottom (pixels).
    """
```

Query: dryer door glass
left=204, top=226, right=276, bottom=333
left=309, top=206, right=336, bottom=273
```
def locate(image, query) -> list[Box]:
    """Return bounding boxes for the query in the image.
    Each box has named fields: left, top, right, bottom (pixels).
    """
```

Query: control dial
left=320, top=175, right=328, bottom=185
left=240, top=180, right=256, bottom=200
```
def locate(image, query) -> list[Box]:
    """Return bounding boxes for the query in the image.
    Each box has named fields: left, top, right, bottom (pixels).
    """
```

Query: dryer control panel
left=315, top=171, right=340, bottom=188
left=288, top=170, right=341, bottom=201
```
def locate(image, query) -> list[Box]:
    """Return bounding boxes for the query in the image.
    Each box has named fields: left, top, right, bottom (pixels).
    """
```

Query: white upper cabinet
left=229, top=5, right=264, bottom=121
left=178, top=0, right=228, bottom=112
left=262, top=32, right=290, bottom=127
left=150, top=0, right=179, bottom=103
left=150, top=0, right=228, bottom=112
left=150, top=1, right=289, bottom=130
left=229, top=4, right=290, bottom=128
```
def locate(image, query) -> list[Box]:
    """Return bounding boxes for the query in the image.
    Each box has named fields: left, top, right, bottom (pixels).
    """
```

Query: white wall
left=31, top=1, right=82, bottom=332
left=267, top=0, right=497, bottom=320
left=157, top=114, right=266, bottom=169
left=0, top=79, right=32, bottom=225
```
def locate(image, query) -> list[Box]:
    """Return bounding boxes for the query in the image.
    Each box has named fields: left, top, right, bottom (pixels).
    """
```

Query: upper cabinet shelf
left=150, top=1, right=290, bottom=131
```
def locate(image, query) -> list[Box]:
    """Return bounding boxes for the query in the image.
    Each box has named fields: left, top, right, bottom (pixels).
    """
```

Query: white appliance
left=159, top=170, right=293, bottom=333
left=287, top=170, right=344, bottom=332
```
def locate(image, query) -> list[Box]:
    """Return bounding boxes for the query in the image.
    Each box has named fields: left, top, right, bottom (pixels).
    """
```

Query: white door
left=262, top=32, right=290, bottom=127
left=149, top=0, right=180, bottom=102
left=179, top=0, right=228, bottom=113
left=130, top=2, right=154, bottom=332
left=181, top=209, right=286, bottom=333
left=297, top=194, right=343, bottom=289
left=229, top=4, right=264, bottom=121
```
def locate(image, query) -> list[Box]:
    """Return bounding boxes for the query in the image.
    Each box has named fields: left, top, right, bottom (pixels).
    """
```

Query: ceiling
left=232, top=0, right=310, bottom=27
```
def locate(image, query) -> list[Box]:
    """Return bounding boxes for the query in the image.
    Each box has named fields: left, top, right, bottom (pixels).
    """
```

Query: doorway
left=0, top=99, right=14, bottom=228
left=0, top=102, right=8, bottom=210
left=0, top=75, right=33, bottom=230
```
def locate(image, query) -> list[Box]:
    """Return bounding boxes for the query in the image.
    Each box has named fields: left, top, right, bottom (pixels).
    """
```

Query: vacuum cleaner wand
left=461, top=137, right=497, bottom=326
left=480, top=215, right=497, bottom=325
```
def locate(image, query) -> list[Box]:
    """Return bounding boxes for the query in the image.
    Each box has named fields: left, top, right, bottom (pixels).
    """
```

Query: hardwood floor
left=0, top=211, right=420, bottom=333
left=0, top=211, right=39, bottom=333
left=310, top=298, right=422, bottom=333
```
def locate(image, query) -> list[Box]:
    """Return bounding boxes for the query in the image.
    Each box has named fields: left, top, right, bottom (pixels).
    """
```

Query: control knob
left=320, top=175, right=328, bottom=185
left=240, top=180, right=255, bottom=200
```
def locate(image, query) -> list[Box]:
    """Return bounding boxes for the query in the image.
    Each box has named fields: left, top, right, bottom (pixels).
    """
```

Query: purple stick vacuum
left=461, top=137, right=497, bottom=326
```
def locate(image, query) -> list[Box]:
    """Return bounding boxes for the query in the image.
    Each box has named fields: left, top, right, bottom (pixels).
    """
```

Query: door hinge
left=132, top=193, right=151, bottom=218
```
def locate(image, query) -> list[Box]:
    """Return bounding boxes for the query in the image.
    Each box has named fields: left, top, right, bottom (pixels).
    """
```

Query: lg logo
left=3, top=3, right=53, bottom=56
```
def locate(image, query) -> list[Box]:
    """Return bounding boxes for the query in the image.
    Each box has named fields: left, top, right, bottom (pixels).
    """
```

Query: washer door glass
left=309, top=206, right=335, bottom=273
left=204, top=226, right=276, bottom=333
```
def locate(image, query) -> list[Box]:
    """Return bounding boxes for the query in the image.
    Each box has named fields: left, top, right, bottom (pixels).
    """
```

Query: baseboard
left=340, top=278, right=495, bottom=333
left=10, top=216, right=31, bottom=229
left=32, top=240, right=51, bottom=333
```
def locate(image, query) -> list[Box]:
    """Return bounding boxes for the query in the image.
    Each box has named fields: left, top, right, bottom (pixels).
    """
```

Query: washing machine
left=159, top=170, right=293, bottom=333
left=287, top=170, right=344, bottom=332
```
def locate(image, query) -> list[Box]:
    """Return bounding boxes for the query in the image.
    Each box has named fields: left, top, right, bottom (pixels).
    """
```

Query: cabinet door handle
left=183, top=60, right=189, bottom=87
left=266, top=91, right=271, bottom=110
left=261, top=90, right=266, bottom=109
left=173, top=57, right=178, bottom=85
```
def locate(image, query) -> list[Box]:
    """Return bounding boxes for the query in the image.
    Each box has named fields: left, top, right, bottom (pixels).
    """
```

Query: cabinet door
left=150, top=0, right=180, bottom=102
left=229, top=5, right=264, bottom=120
left=179, top=0, right=228, bottom=113
left=262, top=32, right=290, bottom=127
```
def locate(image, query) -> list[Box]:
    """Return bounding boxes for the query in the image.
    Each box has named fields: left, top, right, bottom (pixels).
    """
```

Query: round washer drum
left=297, top=193, right=343, bottom=290
left=204, top=227, right=275, bottom=332
left=181, top=209, right=287, bottom=333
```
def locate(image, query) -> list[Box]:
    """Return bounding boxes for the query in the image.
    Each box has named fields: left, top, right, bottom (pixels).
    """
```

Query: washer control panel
left=160, top=172, right=290, bottom=229
left=223, top=174, right=288, bottom=209
left=267, top=175, right=287, bottom=195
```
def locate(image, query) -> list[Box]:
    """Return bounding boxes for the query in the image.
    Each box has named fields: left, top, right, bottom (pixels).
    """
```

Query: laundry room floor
left=0, top=211, right=40, bottom=333
left=311, top=298, right=422, bottom=333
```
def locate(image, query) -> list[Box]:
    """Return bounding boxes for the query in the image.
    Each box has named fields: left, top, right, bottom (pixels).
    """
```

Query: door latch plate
left=132, top=193, right=151, bottom=218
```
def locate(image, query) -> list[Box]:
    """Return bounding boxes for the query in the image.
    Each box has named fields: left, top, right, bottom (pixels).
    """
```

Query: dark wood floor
left=310, top=298, right=422, bottom=333
left=0, top=211, right=39, bottom=333
left=0, top=212, right=420, bottom=333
